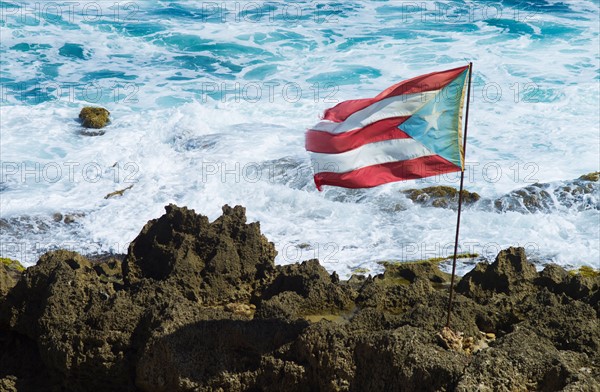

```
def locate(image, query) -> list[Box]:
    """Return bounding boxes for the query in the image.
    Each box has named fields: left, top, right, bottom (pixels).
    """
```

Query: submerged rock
left=578, top=171, right=599, bottom=182
left=493, top=183, right=554, bottom=213
left=492, top=173, right=599, bottom=213
left=403, top=186, right=481, bottom=209
left=402, top=173, right=599, bottom=213
left=79, top=106, right=110, bottom=129
left=0, top=205, right=598, bottom=391
left=493, top=175, right=599, bottom=213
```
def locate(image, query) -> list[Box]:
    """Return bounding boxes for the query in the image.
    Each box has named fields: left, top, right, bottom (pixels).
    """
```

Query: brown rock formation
left=0, top=205, right=598, bottom=391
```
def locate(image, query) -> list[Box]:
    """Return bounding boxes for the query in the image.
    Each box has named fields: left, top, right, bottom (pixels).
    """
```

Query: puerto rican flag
left=306, top=65, right=470, bottom=190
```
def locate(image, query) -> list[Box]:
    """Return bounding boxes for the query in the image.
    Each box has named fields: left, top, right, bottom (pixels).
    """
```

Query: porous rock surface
left=0, top=205, right=598, bottom=391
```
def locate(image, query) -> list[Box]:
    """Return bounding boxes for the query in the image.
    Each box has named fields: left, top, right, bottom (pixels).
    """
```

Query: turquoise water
left=0, top=0, right=599, bottom=276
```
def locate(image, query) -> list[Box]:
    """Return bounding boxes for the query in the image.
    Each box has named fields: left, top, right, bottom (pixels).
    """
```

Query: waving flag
left=306, top=65, right=471, bottom=190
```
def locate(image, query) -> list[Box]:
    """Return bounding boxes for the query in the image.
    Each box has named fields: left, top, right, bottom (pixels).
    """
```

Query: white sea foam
left=1, top=0, right=598, bottom=276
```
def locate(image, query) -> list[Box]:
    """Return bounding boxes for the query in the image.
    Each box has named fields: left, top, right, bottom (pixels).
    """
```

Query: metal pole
left=446, top=62, right=473, bottom=328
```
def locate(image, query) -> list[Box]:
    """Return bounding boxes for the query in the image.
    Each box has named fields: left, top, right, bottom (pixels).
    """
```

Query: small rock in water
left=63, top=215, right=76, bottom=224
left=578, top=171, right=599, bottom=182
left=402, top=186, right=480, bottom=209
left=78, top=106, right=110, bottom=129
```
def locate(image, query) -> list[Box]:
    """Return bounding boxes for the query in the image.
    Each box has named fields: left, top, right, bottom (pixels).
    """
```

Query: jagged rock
left=78, top=106, right=110, bottom=129
left=456, top=247, right=537, bottom=299
left=456, top=328, right=599, bottom=392
left=0, top=269, right=13, bottom=297
left=356, top=275, right=437, bottom=312
left=0, top=205, right=598, bottom=392
left=0, top=257, right=24, bottom=274
left=281, top=321, right=356, bottom=391
left=562, top=273, right=600, bottom=302
left=536, top=263, right=569, bottom=290
left=520, top=291, right=599, bottom=358
left=123, top=204, right=277, bottom=305
left=136, top=315, right=308, bottom=392
left=353, top=325, right=469, bottom=391
left=254, top=290, right=306, bottom=320
left=257, top=259, right=354, bottom=319
left=535, top=263, right=600, bottom=306
left=0, top=250, right=136, bottom=391
left=0, top=330, right=60, bottom=392
left=353, top=274, right=487, bottom=340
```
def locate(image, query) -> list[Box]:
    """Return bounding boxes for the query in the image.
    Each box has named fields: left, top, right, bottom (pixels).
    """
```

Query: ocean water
left=0, top=0, right=598, bottom=277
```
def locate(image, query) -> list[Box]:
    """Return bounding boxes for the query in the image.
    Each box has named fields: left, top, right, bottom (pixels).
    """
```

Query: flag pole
left=445, top=62, right=473, bottom=328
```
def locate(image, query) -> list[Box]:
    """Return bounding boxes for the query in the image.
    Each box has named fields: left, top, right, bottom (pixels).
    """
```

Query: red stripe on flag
left=323, top=65, right=468, bottom=123
left=313, top=155, right=461, bottom=190
left=305, top=117, right=411, bottom=154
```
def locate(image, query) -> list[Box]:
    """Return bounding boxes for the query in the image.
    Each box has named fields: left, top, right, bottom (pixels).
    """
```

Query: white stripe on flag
left=310, top=90, right=439, bottom=135
left=310, top=138, right=435, bottom=174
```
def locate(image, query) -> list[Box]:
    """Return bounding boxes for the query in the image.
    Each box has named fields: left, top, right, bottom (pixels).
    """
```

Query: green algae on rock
left=569, top=265, right=600, bottom=278
left=0, top=257, right=24, bottom=273
left=578, top=171, right=599, bottom=182
left=379, top=260, right=452, bottom=285
left=351, top=267, right=370, bottom=275
left=383, top=253, right=479, bottom=264
left=79, top=106, right=110, bottom=129
left=0, top=258, right=24, bottom=296
left=403, top=186, right=481, bottom=209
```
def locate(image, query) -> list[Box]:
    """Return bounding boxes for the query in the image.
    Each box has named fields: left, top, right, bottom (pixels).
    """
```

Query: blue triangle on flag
left=399, top=69, right=468, bottom=169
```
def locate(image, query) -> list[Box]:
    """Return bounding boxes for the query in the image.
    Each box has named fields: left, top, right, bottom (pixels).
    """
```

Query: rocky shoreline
left=1, top=205, right=599, bottom=391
